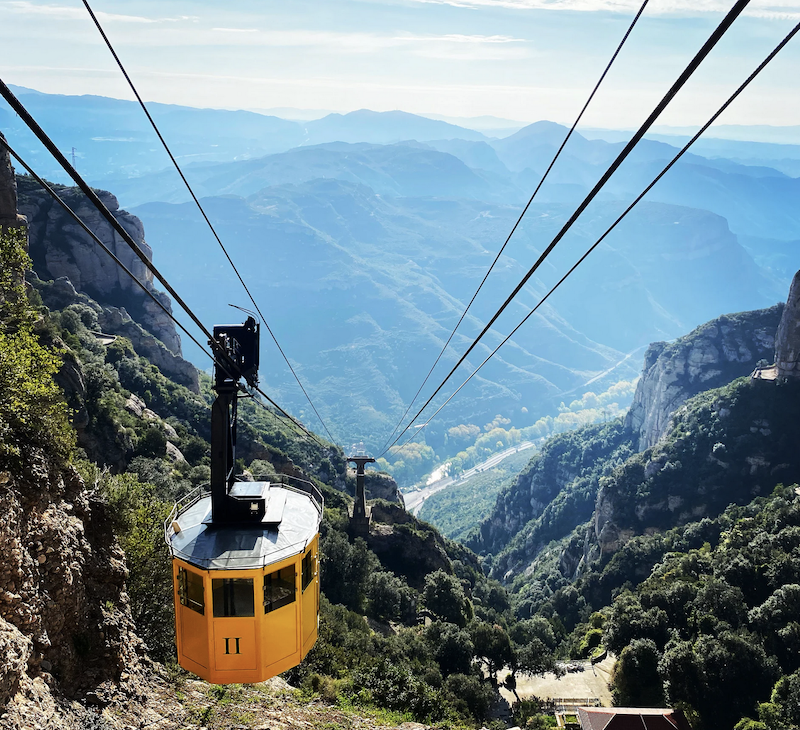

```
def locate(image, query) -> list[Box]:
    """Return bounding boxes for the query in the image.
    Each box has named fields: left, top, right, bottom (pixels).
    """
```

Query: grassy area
left=418, top=449, right=535, bottom=541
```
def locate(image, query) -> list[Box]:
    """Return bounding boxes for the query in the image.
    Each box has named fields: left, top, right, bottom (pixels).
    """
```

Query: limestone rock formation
left=363, top=470, right=404, bottom=506
left=0, top=451, right=148, bottom=726
left=31, top=273, right=199, bottom=393
left=368, top=502, right=454, bottom=588
left=775, top=270, right=800, bottom=378
left=0, top=133, right=27, bottom=232
left=15, top=175, right=183, bottom=356
left=625, top=305, right=782, bottom=451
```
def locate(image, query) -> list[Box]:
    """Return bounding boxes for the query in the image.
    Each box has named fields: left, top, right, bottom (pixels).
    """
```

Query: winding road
left=404, top=441, right=536, bottom=515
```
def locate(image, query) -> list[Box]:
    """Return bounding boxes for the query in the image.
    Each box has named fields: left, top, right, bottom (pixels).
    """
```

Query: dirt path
left=498, top=655, right=616, bottom=707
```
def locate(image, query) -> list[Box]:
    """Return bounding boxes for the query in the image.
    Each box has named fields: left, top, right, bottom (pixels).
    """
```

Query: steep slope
left=594, top=374, right=800, bottom=555
left=0, top=141, right=150, bottom=729
left=473, top=302, right=788, bottom=585
left=625, top=305, right=782, bottom=450
left=468, top=420, right=635, bottom=580
left=15, top=177, right=188, bottom=364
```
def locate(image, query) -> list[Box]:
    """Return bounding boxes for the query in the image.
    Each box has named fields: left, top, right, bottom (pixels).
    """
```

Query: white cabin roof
left=166, top=481, right=322, bottom=570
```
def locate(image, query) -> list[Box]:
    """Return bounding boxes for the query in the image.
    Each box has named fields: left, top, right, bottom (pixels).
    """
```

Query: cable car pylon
left=164, top=317, right=324, bottom=684
left=347, top=450, right=375, bottom=538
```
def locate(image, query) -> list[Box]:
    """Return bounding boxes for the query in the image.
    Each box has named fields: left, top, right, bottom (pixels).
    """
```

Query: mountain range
left=2, top=85, right=799, bottom=460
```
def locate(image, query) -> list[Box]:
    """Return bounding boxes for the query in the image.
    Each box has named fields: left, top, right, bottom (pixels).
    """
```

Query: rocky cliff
left=15, top=175, right=183, bottom=358
left=0, top=137, right=154, bottom=729
left=775, top=269, right=800, bottom=378
left=625, top=305, right=782, bottom=451
left=12, top=172, right=199, bottom=393
left=0, top=452, right=149, bottom=728
left=593, top=374, right=800, bottom=556
left=0, top=134, right=26, bottom=233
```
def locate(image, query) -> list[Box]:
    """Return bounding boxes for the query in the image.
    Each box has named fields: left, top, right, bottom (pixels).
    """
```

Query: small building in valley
left=577, top=707, right=692, bottom=730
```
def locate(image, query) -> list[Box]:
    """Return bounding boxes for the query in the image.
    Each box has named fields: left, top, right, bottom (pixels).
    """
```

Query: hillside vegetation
left=0, top=218, right=567, bottom=728
left=468, top=305, right=800, bottom=728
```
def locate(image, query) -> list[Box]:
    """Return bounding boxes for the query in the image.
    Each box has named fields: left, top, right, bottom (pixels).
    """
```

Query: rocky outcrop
left=368, top=502, right=453, bottom=589
left=775, top=270, right=800, bottom=378
left=467, top=421, right=633, bottom=570
left=625, top=305, right=782, bottom=451
left=360, top=470, right=404, bottom=506
left=0, top=450, right=149, bottom=724
left=32, top=274, right=199, bottom=393
left=98, top=304, right=199, bottom=392
left=595, top=376, right=800, bottom=555
left=16, top=175, right=182, bottom=356
left=0, top=134, right=26, bottom=232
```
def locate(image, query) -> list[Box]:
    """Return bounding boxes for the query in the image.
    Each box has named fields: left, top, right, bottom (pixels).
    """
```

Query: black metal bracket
left=209, top=317, right=265, bottom=525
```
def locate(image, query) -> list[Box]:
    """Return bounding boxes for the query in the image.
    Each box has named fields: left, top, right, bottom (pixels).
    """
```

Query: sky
left=2, top=0, right=800, bottom=129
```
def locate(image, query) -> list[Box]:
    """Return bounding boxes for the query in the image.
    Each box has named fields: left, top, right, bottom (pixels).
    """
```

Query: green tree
left=426, top=621, right=474, bottom=676
left=471, top=621, right=514, bottom=684
left=0, top=228, right=73, bottom=468
left=611, top=638, right=665, bottom=707
left=423, top=569, right=472, bottom=627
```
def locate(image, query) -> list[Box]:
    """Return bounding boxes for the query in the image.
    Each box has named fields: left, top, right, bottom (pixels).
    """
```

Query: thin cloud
left=2, top=1, right=197, bottom=23
left=212, top=27, right=259, bottom=33
left=408, top=0, right=800, bottom=17
left=395, top=33, right=526, bottom=42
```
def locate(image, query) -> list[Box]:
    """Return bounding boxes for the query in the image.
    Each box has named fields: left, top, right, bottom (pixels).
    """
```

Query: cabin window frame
left=263, top=565, right=296, bottom=613
left=212, top=577, right=255, bottom=618
left=177, top=567, right=205, bottom=615
left=302, top=550, right=316, bottom=592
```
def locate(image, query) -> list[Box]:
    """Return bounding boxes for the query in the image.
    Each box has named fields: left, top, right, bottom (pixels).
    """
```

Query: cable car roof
left=165, top=480, right=323, bottom=570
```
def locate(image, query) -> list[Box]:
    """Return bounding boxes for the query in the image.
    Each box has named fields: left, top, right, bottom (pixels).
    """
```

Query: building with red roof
left=576, top=707, right=692, bottom=730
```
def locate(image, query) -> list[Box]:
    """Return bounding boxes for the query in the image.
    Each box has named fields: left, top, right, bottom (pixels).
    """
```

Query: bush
left=0, top=228, right=73, bottom=467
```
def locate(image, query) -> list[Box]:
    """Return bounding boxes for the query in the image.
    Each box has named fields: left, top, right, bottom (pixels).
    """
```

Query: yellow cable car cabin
left=164, top=318, right=323, bottom=684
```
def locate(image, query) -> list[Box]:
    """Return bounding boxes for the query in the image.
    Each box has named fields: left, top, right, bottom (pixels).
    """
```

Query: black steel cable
left=378, top=0, right=650, bottom=455
left=0, top=79, right=217, bottom=346
left=378, top=0, right=750, bottom=457
left=3, top=139, right=216, bottom=360
left=80, top=0, right=338, bottom=446
left=393, top=17, right=800, bottom=449
left=1, top=138, right=327, bottom=449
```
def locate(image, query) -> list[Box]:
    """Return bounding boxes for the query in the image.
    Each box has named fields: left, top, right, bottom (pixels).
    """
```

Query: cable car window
left=263, top=566, right=295, bottom=613
left=212, top=578, right=255, bottom=617
left=302, top=551, right=316, bottom=592
left=178, top=567, right=205, bottom=615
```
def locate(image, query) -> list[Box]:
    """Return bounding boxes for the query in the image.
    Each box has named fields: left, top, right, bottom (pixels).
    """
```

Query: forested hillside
left=467, top=271, right=800, bottom=729
left=0, top=141, right=567, bottom=728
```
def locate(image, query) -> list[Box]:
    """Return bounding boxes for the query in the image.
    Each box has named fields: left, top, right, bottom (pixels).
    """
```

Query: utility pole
left=71, top=147, right=77, bottom=169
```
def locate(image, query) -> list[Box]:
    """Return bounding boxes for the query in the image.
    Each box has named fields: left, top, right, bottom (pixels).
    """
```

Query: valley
left=2, top=66, right=800, bottom=730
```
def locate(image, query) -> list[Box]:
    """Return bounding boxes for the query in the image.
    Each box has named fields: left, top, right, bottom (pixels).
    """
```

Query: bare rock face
left=366, top=502, right=457, bottom=589
left=625, top=305, right=782, bottom=451
left=15, top=176, right=183, bottom=356
left=0, top=452, right=147, bottom=724
left=31, top=273, right=200, bottom=393
left=363, top=470, right=404, bottom=506
left=775, top=270, right=800, bottom=378
left=0, top=134, right=27, bottom=231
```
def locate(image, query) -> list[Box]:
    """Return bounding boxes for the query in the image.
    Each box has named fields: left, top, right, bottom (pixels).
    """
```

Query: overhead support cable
left=0, top=79, right=215, bottom=346
left=378, top=0, right=751, bottom=457
left=378, top=0, right=651, bottom=455
left=0, top=135, right=327, bottom=451
left=391, top=16, right=800, bottom=449
left=80, top=0, right=338, bottom=446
